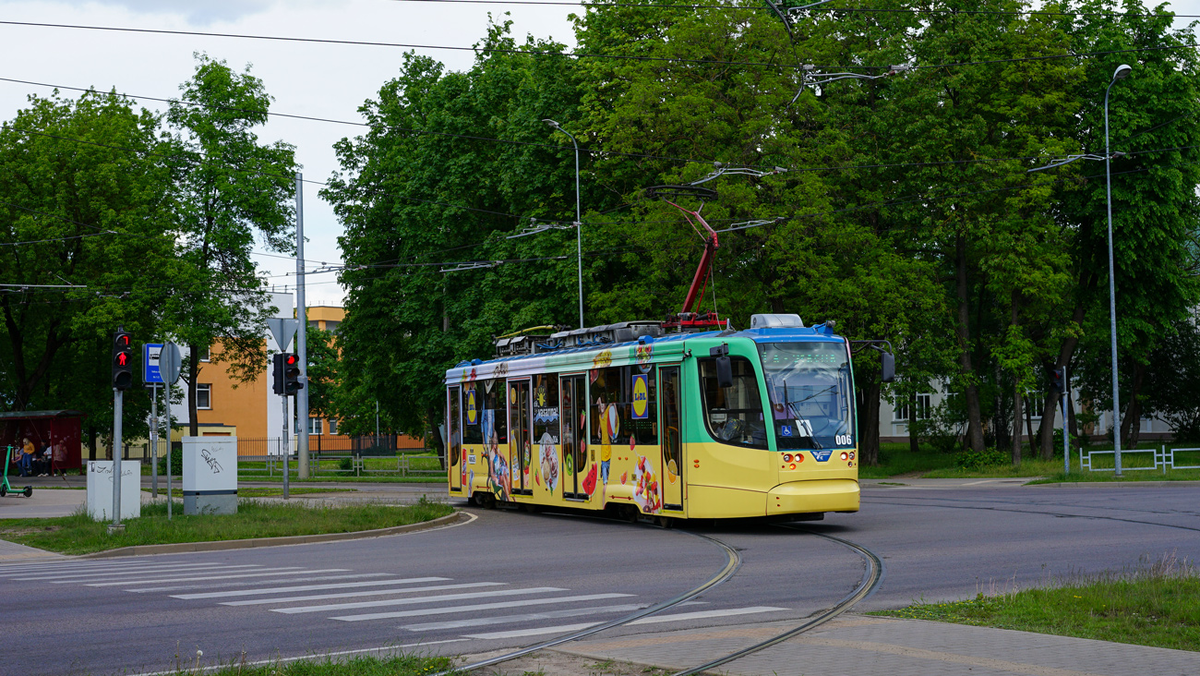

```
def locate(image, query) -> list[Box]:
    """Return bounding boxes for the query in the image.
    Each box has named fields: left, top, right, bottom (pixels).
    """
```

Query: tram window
left=590, top=366, right=630, bottom=447
left=463, top=382, right=483, bottom=445
left=532, top=374, right=560, bottom=447
left=699, top=357, right=767, bottom=449
left=482, top=379, right=507, bottom=446
left=627, top=368, right=657, bottom=445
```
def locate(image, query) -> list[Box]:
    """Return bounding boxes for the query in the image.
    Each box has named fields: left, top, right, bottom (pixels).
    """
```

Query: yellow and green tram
left=445, top=313, right=882, bottom=521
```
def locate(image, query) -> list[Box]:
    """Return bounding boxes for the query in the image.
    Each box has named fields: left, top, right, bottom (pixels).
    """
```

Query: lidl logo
left=466, top=389, right=479, bottom=425
left=631, top=374, right=649, bottom=419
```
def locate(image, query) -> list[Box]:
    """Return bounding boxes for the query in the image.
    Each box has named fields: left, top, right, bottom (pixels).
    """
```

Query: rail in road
left=442, top=521, right=885, bottom=676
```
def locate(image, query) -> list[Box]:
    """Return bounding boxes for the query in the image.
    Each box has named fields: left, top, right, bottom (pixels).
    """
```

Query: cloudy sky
left=0, top=0, right=579, bottom=307
left=1, top=0, right=1197, bottom=307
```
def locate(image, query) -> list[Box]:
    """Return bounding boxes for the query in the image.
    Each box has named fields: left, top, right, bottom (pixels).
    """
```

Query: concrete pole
left=296, top=172, right=310, bottom=479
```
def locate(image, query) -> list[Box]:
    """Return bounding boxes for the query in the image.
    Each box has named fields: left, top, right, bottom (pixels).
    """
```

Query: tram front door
left=448, top=385, right=461, bottom=492
left=509, top=380, right=532, bottom=495
left=660, top=366, right=683, bottom=510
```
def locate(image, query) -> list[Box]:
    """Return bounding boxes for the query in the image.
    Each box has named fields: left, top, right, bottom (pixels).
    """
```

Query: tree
left=162, top=55, right=298, bottom=436
left=304, top=323, right=339, bottom=420
left=0, top=90, right=176, bottom=448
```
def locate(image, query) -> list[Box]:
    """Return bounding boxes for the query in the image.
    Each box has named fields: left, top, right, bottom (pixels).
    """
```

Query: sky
left=1, top=0, right=1198, bottom=308
left=0, top=0, right=580, bottom=307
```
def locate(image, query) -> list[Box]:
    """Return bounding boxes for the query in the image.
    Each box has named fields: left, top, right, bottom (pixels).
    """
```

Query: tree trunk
left=908, top=391, right=920, bottom=455
left=956, top=235, right=985, bottom=452
left=1121, top=362, right=1147, bottom=450
left=1012, top=379, right=1023, bottom=466
left=1024, top=395, right=1036, bottom=456
left=188, top=343, right=201, bottom=437
left=1039, top=303, right=1086, bottom=458
left=1068, top=392, right=1078, bottom=447
left=87, top=426, right=97, bottom=462
left=858, top=379, right=882, bottom=466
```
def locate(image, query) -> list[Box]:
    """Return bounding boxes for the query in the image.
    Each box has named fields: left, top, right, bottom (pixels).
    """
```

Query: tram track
left=866, top=495, right=1200, bottom=533
left=442, top=523, right=884, bottom=676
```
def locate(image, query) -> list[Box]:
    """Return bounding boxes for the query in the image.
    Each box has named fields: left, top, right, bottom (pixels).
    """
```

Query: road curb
left=80, top=510, right=469, bottom=559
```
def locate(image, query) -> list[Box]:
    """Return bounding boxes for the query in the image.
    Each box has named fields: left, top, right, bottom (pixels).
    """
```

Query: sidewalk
left=547, top=613, right=1200, bottom=676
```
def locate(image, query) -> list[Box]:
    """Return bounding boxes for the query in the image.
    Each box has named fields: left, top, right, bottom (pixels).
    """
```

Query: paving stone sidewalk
left=556, top=614, right=1200, bottom=676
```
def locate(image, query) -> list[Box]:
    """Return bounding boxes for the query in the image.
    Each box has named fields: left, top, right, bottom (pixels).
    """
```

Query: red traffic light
left=112, top=327, right=134, bottom=390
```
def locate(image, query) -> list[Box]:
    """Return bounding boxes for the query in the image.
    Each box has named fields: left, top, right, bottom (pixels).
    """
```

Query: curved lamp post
left=542, top=119, right=584, bottom=330
left=1105, top=63, right=1132, bottom=477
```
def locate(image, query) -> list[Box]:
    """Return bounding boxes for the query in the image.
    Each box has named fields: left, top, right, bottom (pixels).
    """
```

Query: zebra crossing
left=0, top=558, right=787, bottom=638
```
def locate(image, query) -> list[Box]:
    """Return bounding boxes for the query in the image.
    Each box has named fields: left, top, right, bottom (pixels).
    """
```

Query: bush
left=953, top=447, right=1008, bottom=470
left=157, top=446, right=182, bottom=476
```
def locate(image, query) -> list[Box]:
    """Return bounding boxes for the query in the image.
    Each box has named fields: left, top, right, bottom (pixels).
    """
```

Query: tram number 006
left=836, top=434, right=852, bottom=446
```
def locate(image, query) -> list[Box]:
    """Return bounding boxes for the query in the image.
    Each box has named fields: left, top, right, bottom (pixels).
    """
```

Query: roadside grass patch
left=167, top=653, right=455, bottom=676
left=0, top=498, right=453, bottom=555
left=876, top=554, right=1200, bottom=651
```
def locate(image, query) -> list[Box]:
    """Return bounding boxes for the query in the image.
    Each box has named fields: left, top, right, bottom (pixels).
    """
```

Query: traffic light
left=112, top=327, right=134, bottom=390
left=1049, top=367, right=1065, bottom=395
left=271, top=353, right=285, bottom=395
left=282, top=353, right=304, bottom=396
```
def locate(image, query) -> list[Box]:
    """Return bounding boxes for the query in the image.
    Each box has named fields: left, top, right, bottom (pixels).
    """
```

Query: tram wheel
left=656, top=516, right=673, bottom=529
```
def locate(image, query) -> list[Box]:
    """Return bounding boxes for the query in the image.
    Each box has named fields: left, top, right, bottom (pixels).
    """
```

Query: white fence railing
left=1080, top=445, right=1200, bottom=472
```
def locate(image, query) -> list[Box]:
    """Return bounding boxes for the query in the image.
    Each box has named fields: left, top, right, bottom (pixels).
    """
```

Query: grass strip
left=875, top=555, right=1200, bottom=651
left=0, top=498, right=453, bottom=555
left=164, top=653, right=455, bottom=676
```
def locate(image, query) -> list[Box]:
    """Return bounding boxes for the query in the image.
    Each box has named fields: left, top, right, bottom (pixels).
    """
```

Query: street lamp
left=1105, top=63, right=1132, bottom=477
left=542, top=118, right=585, bottom=330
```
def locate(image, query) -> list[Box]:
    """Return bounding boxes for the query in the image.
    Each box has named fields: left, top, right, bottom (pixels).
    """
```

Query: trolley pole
left=110, top=389, right=124, bottom=533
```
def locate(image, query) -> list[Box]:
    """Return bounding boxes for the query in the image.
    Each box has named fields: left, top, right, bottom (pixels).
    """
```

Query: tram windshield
left=759, top=342, right=854, bottom=450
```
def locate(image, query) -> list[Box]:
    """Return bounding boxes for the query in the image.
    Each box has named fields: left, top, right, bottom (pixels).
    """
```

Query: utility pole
left=296, top=172, right=310, bottom=479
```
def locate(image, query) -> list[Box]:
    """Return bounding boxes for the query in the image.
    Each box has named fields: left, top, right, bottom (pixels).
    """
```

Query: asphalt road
left=1, top=479, right=1197, bottom=676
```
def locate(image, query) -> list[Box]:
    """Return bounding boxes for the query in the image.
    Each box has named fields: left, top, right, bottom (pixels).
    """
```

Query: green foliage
left=326, top=0, right=1200, bottom=452
left=163, top=54, right=298, bottom=434
left=953, top=448, right=1010, bottom=471
left=157, top=446, right=183, bottom=477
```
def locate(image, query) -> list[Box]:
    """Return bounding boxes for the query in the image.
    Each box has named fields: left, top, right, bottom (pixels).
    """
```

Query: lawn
left=876, top=554, right=1200, bottom=652
left=0, top=498, right=454, bottom=555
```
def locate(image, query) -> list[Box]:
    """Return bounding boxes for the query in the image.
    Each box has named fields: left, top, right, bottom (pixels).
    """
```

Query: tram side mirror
left=710, top=343, right=733, bottom=388
left=880, top=352, right=895, bottom=383
left=716, top=355, right=733, bottom=389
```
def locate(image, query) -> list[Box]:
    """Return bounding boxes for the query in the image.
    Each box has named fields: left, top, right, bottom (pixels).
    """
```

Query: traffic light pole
left=281, top=393, right=290, bottom=500
left=110, top=389, right=124, bottom=533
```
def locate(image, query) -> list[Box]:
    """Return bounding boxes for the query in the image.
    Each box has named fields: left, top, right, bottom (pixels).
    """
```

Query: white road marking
left=171, top=576, right=451, bottom=599
left=403, top=603, right=649, bottom=631
left=86, top=568, right=349, bottom=587
left=220, top=582, right=504, bottom=605
left=461, top=606, right=789, bottom=640
left=9, top=563, right=245, bottom=581
left=273, top=586, right=567, bottom=614
left=330, top=593, right=634, bottom=622
left=130, top=573, right=398, bottom=593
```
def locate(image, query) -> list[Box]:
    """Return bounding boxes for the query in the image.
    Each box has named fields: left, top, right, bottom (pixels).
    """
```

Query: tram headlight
left=840, top=452, right=849, bottom=461
left=782, top=453, right=792, bottom=462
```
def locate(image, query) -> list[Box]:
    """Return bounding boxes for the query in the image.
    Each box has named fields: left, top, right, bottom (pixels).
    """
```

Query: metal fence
left=1079, top=445, right=1200, bottom=472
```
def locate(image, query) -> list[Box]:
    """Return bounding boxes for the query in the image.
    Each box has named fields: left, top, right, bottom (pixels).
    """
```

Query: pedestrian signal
left=112, top=328, right=134, bottom=390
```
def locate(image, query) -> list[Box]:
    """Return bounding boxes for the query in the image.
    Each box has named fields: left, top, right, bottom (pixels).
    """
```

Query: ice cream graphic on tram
left=444, top=201, right=895, bottom=522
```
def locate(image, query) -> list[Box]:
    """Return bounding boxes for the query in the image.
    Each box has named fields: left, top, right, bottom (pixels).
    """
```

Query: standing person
left=19, top=437, right=34, bottom=477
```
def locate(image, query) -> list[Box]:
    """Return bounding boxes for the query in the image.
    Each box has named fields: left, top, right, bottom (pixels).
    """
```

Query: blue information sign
left=144, top=343, right=164, bottom=384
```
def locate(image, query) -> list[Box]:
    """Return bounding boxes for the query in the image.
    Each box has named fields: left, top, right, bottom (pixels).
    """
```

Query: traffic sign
left=144, top=343, right=164, bottom=384
left=159, top=342, right=182, bottom=385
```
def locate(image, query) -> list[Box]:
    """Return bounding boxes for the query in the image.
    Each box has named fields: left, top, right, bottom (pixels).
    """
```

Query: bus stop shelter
left=0, top=410, right=85, bottom=474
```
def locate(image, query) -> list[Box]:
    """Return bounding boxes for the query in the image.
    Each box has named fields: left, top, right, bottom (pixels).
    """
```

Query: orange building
left=185, top=297, right=421, bottom=455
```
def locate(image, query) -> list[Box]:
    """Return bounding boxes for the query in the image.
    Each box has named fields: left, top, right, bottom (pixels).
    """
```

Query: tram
left=444, top=313, right=892, bottom=521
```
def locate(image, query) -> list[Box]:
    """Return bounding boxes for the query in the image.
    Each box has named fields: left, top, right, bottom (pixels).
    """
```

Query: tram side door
left=508, top=380, right=532, bottom=495
left=448, top=386, right=462, bottom=492
left=659, top=366, right=683, bottom=510
left=560, top=374, right=587, bottom=500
